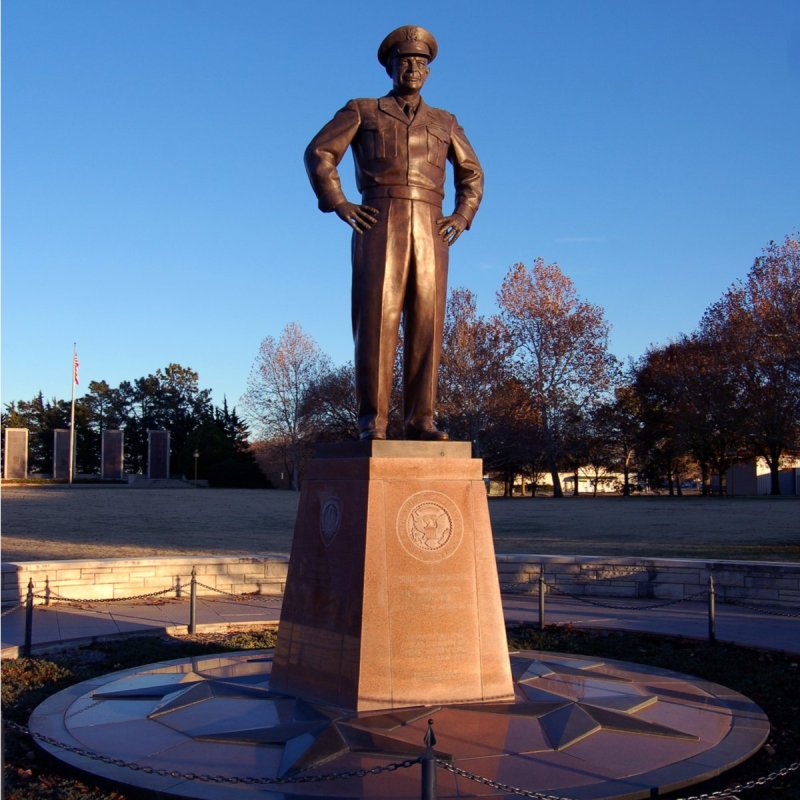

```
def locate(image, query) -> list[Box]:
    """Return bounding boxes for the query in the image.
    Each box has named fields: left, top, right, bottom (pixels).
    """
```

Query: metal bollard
left=539, top=568, right=546, bottom=632
left=420, top=719, right=437, bottom=800
left=708, top=575, right=716, bottom=643
left=189, top=567, right=197, bottom=635
left=23, top=578, right=34, bottom=657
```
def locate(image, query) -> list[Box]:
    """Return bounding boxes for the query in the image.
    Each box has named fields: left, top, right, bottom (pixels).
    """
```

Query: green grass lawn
left=2, top=487, right=799, bottom=562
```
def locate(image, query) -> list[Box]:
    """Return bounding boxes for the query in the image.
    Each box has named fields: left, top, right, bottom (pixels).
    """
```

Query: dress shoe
left=405, top=425, right=449, bottom=441
left=359, top=429, right=387, bottom=441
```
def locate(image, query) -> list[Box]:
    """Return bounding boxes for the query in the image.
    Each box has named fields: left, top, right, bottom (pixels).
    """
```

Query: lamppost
left=193, top=449, right=199, bottom=487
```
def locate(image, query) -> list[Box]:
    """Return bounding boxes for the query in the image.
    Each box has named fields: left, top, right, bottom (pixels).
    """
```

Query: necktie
left=404, top=103, right=414, bottom=120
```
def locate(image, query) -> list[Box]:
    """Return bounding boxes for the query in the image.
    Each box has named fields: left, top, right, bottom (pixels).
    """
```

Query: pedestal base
left=271, top=441, right=514, bottom=710
left=31, top=648, right=770, bottom=800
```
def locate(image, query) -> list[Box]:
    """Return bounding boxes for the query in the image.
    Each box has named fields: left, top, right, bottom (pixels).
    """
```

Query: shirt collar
left=391, top=93, right=422, bottom=113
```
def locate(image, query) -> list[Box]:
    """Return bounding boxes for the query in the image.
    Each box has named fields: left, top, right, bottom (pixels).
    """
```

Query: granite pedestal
left=271, top=441, right=515, bottom=710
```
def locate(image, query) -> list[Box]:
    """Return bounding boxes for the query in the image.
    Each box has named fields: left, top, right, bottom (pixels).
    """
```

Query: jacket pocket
left=361, top=124, right=398, bottom=160
left=426, top=125, right=449, bottom=166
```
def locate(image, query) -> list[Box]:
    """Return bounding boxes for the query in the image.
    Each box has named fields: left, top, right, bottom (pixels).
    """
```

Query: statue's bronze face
left=389, top=55, right=430, bottom=95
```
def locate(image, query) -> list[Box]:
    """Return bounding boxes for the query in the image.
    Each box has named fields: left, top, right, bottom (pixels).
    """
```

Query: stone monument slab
left=3, top=428, right=28, bottom=479
left=271, top=441, right=514, bottom=710
left=147, top=430, right=170, bottom=480
left=101, top=430, right=124, bottom=480
left=53, top=429, right=71, bottom=480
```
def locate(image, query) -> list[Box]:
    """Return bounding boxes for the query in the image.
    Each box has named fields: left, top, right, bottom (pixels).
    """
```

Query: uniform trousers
left=351, top=196, right=449, bottom=435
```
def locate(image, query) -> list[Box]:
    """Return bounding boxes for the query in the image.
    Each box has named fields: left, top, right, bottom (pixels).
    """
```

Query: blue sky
left=3, top=0, right=799, bottom=412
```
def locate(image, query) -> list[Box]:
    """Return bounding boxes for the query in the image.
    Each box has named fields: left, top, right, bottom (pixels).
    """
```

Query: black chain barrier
left=16, top=575, right=284, bottom=652
left=438, top=758, right=800, bottom=800
left=724, top=598, right=800, bottom=618
left=544, top=582, right=709, bottom=610
left=437, top=760, right=571, bottom=799
left=503, top=578, right=800, bottom=618
left=501, top=579, right=707, bottom=610
left=33, top=587, right=177, bottom=604
left=24, top=581, right=279, bottom=608
left=4, top=719, right=420, bottom=785
left=13, top=575, right=797, bottom=619
left=193, top=579, right=282, bottom=606
left=6, top=716, right=800, bottom=800
left=12, top=572, right=797, bottom=658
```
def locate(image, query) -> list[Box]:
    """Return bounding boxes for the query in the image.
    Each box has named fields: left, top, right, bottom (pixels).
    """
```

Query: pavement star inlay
left=453, top=656, right=699, bottom=750
left=91, top=654, right=701, bottom=769
left=140, top=681, right=451, bottom=776
left=31, top=649, right=771, bottom=799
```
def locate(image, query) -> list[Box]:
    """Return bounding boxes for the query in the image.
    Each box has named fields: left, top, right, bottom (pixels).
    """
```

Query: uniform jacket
left=304, top=95, right=483, bottom=227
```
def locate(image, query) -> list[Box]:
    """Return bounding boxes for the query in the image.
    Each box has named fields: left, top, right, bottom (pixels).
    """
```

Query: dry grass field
left=1, top=484, right=798, bottom=562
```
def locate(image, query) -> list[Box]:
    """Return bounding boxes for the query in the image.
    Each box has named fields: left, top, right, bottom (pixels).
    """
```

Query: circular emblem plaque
left=397, top=491, right=463, bottom=562
left=319, top=496, right=342, bottom=545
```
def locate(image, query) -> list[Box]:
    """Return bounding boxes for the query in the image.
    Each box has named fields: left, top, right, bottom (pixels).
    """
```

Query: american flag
left=73, top=352, right=80, bottom=385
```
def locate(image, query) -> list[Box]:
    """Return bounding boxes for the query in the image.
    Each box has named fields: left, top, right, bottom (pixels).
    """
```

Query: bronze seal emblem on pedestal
left=397, top=490, right=463, bottom=562
left=319, top=496, right=342, bottom=545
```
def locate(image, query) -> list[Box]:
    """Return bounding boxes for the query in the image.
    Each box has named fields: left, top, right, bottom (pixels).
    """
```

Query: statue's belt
left=361, top=185, right=443, bottom=207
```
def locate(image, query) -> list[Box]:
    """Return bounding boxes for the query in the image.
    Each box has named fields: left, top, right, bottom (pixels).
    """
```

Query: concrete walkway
left=3, top=591, right=798, bottom=658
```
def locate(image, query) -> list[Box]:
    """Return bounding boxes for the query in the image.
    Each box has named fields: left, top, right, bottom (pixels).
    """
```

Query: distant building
left=490, top=467, right=627, bottom=497
left=723, top=457, right=800, bottom=496
left=561, top=469, right=621, bottom=495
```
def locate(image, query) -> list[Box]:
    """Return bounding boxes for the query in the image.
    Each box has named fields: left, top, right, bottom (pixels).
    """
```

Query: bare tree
left=498, top=259, right=613, bottom=497
left=242, top=322, right=331, bottom=490
left=301, top=363, right=359, bottom=441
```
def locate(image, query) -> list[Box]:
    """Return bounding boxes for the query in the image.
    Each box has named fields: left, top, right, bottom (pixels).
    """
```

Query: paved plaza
left=30, top=643, right=770, bottom=800
left=3, top=591, right=798, bottom=659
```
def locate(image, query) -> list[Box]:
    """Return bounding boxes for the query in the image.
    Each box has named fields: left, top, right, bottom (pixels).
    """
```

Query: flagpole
left=69, top=343, right=77, bottom=485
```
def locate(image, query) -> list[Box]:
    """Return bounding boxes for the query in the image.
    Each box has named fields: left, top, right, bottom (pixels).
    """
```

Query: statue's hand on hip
left=437, top=213, right=467, bottom=246
left=335, top=202, right=380, bottom=234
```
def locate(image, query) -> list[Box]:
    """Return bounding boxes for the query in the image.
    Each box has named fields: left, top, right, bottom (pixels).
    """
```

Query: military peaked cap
left=377, top=25, right=438, bottom=67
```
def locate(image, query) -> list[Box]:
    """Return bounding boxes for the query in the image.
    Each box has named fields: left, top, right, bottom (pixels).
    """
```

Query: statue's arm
left=448, top=119, right=483, bottom=229
left=304, top=100, right=379, bottom=233
left=437, top=118, right=484, bottom=246
left=304, top=101, right=360, bottom=211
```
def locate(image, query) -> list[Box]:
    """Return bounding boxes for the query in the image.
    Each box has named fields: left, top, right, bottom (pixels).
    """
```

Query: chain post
left=539, top=566, right=546, bottom=632
left=189, top=567, right=197, bottom=634
left=708, top=574, right=716, bottom=643
left=23, top=578, right=34, bottom=657
left=420, top=719, right=437, bottom=800
left=44, top=577, right=51, bottom=607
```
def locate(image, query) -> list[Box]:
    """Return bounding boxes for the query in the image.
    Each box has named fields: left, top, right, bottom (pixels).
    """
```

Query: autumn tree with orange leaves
left=438, top=287, right=510, bottom=454
left=498, top=259, right=615, bottom=497
left=634, top=335, right=748, bottom=495
left=699, top=233, right=800, bottom=494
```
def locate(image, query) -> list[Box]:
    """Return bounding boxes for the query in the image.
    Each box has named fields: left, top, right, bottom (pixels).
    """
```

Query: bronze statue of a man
left=305, top=25, right=483, bottom=441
